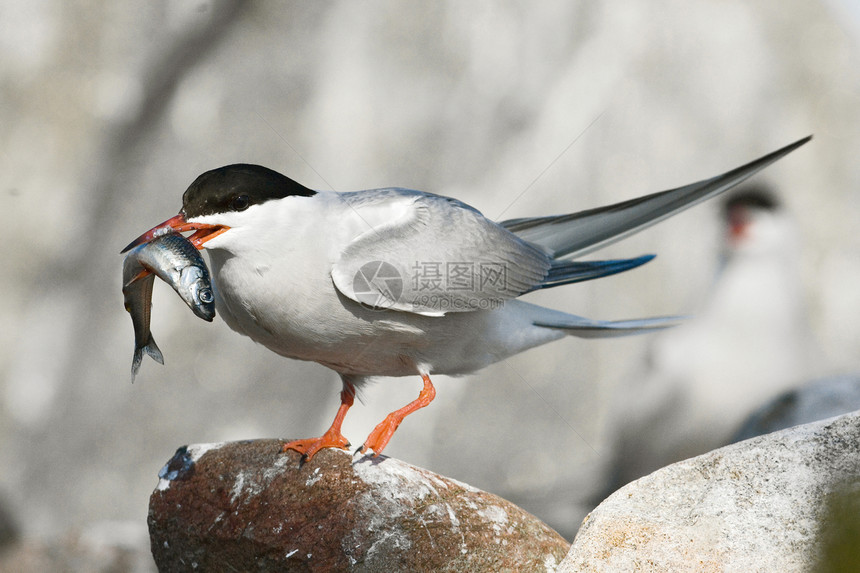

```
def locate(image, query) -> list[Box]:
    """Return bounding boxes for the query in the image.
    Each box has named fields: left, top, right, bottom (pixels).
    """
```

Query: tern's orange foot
left=357, top=413, right=402, bottom=457
left=357, top=373, right=437, bottom=457
left=282, top=431, right=350, bottom=462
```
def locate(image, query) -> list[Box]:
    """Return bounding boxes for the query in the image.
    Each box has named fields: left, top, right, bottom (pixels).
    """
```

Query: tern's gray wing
left=332, top=192, right=554, bottom=316
left=500, top=136, right=811, bottom=258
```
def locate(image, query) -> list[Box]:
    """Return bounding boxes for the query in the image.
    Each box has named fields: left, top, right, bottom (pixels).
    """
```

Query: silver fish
left=122, top=233, right=216, bottom=381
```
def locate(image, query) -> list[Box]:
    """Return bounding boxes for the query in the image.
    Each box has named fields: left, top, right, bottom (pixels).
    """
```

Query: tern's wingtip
left=792, top=134, right=813, bottom=148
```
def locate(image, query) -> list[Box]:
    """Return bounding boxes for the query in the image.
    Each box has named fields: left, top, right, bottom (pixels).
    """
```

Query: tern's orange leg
left=359, top=373, right=436, bottom=457
left=282, top=383, right=355, bottom=461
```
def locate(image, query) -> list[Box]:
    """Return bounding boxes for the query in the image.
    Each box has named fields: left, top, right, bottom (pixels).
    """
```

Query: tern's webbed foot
left=357, top=413, right=401, bottom=457
left=282, top=431, right=350, bottom=463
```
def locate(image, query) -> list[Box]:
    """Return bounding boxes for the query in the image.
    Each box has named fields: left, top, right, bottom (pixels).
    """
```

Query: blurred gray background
left=2, top=0, right=860, bottom=562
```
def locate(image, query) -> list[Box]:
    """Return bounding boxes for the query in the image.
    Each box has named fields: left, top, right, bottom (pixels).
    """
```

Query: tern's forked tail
left=533, top=310, right=685, bottom=339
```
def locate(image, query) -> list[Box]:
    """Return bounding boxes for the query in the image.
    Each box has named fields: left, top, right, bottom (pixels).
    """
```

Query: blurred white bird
left=602, top=183, right=818, bottom=492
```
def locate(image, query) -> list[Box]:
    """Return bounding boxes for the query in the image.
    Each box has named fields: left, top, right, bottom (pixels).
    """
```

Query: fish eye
left=231, top=195, right=251, bottom=211
left=199, top=288, right=214, bottom=304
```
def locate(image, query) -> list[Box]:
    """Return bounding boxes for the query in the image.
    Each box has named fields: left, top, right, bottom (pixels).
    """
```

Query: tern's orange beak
left=120, top=213, right=229, bottom=253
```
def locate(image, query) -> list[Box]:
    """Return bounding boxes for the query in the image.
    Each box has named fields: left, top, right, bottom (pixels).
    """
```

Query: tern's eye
left=231, top=195, right=251, bottom=211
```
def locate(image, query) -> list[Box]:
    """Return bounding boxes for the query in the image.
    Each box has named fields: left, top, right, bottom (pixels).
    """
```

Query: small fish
left=122, top=233, right=216, bottom=381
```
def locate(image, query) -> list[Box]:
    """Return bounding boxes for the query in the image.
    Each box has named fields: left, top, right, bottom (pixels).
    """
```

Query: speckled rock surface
left=148, top=440, right=568, bottom=572
left=558, top=411, right=860, bottom=572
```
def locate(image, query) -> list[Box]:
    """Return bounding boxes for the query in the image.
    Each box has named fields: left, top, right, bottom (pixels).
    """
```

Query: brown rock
left=148, top=440, right=569, bottom=571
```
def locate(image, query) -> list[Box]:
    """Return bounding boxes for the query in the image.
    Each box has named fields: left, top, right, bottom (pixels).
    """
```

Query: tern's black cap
left=722, top=184, right=780, bottom=216
left=181, top=164, right=316, bottom=219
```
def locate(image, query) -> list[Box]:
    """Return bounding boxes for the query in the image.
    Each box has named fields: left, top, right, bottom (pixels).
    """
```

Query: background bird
left=600, top=182, right=820, bottom=497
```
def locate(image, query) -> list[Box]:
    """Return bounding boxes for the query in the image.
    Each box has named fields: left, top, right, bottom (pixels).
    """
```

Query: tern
left=123, top=136, right=810, bottom=461
left=601, top=184, right=817, bottom=494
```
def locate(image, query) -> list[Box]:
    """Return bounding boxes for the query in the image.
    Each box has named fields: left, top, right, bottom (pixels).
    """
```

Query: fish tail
left=131, top=334, right=164, bottom=382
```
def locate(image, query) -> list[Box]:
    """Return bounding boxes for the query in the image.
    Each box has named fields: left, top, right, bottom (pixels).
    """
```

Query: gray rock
left=148, top=440, right=569, bottom=572
left=559, top=410, right=860, bottom=572
left=731, top=374, right=860, bottom=442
